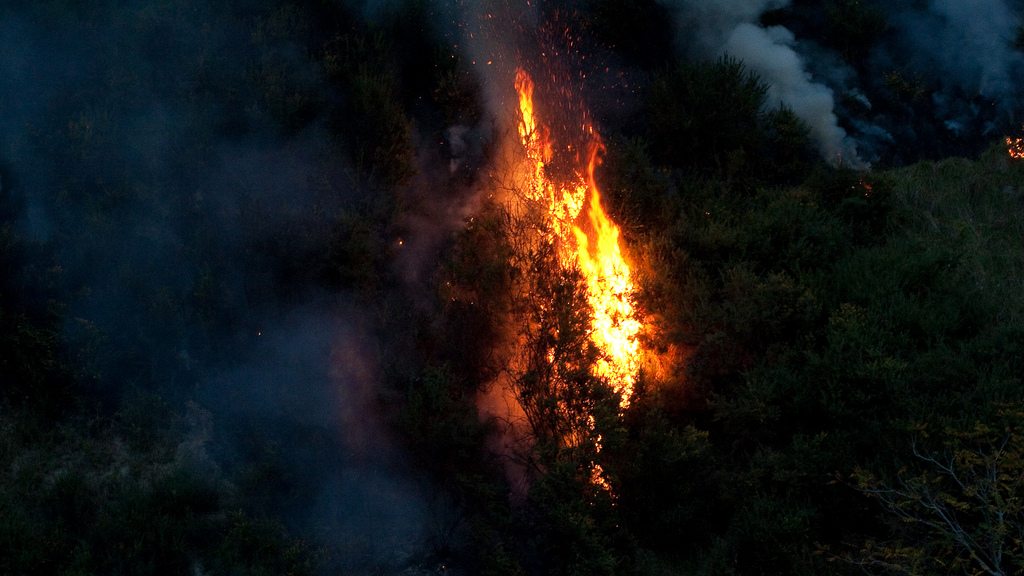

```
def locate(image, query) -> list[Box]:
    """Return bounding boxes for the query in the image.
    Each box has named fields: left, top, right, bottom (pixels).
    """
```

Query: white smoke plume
left=725, top=23, right=861, bottom=165
left=656, top=0, right=865, bottom=167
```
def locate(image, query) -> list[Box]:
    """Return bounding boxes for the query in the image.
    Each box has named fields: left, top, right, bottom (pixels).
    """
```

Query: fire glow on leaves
left=514, top=68, right=641, bottom=410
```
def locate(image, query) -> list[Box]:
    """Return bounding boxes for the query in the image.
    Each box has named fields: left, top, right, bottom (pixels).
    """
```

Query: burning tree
left=508, top=246, right=605, bottom=449
left=475, top=67, right=648, bottom=505
left=511, top=68, right=642, bottom=410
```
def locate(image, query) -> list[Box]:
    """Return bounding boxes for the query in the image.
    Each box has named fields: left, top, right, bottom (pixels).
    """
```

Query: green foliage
left=528, top=459, right=624, bottom=576
left=646, top=58, right=816, bottom=186
left=599, top=137, right=678, bottom=237
left=432, top=200, right=519, bottom=385
left=214, top=513, right=322, bottom=576
left=429, top=184, right=636, bottom=575
left=853, top=411, right=1024, bottom=576
left=43, top=469, right=98, bottom=533
left=246, top=51, right=324, bottom=135
left=4, top=0, right=1024, bottom=574
left=825, top=0, right=888, bottom=64
left=762, top=105, right=816, bottom=184
left=616, top=404, right=718, bottom=556
left=511, top=258, right=604, bottom=445
left=0, top=310, right=72, bottom=415
left=0, top=221, right=81, bottom=417
left=889, top=150, right=1024, bottom=322
left=0, top=397, right=322, bottom=576
left=1013, top=24, right=1024, bottom=52
left=648, top=57, right=768, bottom=177
left=322, top=30, right=416, bottom=188
left=719, top=494, right=820, bottom=576
left=327, top=209, right=390, bottom=291
left=433, top=59, right=482, bottom=126
left=401, top=365, right=487, bottom=477
left=114, top=389, right=172, bottom=452
left=612, top=141, right=1024, bottom=573
left=883, top=70, right=927, bottom=105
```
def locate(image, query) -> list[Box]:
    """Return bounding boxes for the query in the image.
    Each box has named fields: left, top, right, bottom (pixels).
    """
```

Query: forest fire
left=1008, top=132, right=1024, bottom=158
left=514, top=68, right=641, bottom=409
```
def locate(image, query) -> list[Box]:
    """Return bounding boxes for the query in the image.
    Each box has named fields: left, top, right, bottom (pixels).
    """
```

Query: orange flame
left=1008, top=136, right=1024, bottom=159
left=514, top=68, right=640, bottom=409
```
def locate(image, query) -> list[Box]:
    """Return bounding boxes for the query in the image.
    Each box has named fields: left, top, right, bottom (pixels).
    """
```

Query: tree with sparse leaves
left=851, top=412, right=1024, bottom=576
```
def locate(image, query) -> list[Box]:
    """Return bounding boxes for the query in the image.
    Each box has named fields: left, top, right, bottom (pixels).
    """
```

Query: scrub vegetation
left=3, top=0, right=1024, bottom=575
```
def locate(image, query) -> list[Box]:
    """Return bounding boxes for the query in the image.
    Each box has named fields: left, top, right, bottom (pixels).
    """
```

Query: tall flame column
left=514, top=68, right=641, bottom=408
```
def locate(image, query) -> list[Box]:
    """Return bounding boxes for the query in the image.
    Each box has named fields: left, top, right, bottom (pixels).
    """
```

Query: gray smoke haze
left=269, top=0, right=1024, bottom=168
left=838, top=0, right=1024, bottom=160
left=656, top=0, right=864, bottom=166
left=0, top=0, right=452, bottom=570
left=655, top=0, right=1024, bottom=165
left=5, top=0, right=1023, bottom=569
left=659, top=0, right=789, bottom=55
left=892, top=0, right=1022, bottom=100
left=200, top=308, right=432, bottom=565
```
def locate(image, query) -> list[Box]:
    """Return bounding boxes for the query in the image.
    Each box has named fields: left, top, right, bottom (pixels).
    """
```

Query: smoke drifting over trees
left=724, top=22, right=858, bottom=164
left=0, top=0, right=450, bottom=571
left=652, top=0, right=1024, bottom=165
left=653, top=0, right=860, bottom=164
left=3, top=0, right=1024, bottom=575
